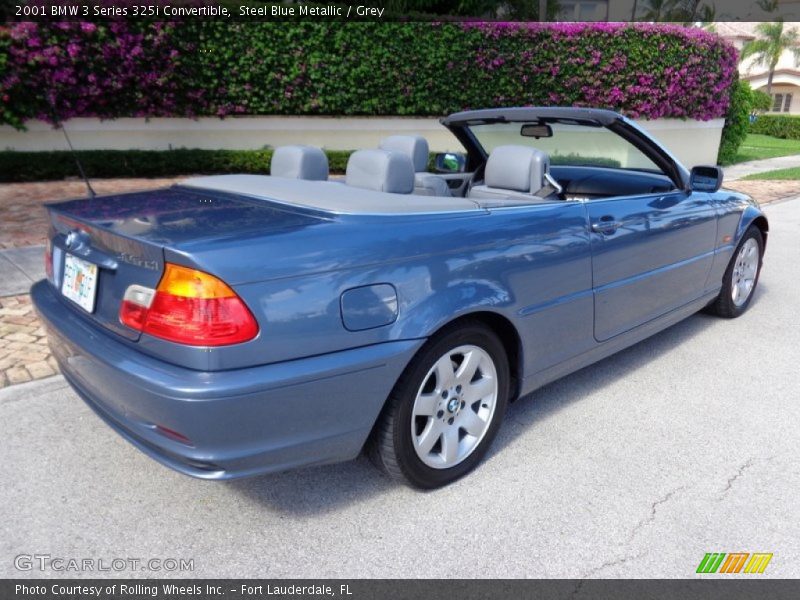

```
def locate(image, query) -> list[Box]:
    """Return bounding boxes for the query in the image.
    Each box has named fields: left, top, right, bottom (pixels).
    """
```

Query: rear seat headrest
left=271, top=145, right=329, bottom=181
left=485, top=145, right=550, bottom=193
left=379, top=135, right=429, bottom=172
left=346, top=149, right=414, bottom=194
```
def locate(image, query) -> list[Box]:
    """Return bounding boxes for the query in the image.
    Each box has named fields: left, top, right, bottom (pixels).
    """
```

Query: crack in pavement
left=574, top=550, right=650, bottom=588
left=573, top=456, right=781, bottom=586
left=572, top=486, right=683, bottom=587
left=718, top=455, right=776, bottom=500
left=626, top=485, right=686, bottom=544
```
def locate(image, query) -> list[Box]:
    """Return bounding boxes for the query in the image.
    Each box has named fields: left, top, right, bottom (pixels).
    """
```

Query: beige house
left=715, top=22, right=800, bottom=115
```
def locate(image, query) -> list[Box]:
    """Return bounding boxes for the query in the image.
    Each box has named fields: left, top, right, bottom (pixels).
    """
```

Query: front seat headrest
left=271, top=145, right=329, bottom=181
left=345, top=150, right=415, bottom=194
left=485, top=145, right=550, bottom=194
left=379, top=135, right=429, bottom=172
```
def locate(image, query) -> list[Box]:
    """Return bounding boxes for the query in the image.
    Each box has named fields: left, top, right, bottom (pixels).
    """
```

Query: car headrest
left=271, top=145, right=329, bottom=181
left=379, top=135, right=429, bottom=172
left=485, top=145, right=550, bottom=193
left=346, top=149, right=415, bottom=194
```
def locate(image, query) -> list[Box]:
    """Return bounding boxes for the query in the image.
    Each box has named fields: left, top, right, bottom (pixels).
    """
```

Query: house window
left=558, top=1, right=609, bottom=20
left=772, top=93, right=793, bottom=112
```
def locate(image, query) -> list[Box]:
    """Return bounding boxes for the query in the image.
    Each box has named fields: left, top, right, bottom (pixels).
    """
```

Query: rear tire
left=707, top=226, right=763, bottom=318
left=367, top=320, right=509, bottom=489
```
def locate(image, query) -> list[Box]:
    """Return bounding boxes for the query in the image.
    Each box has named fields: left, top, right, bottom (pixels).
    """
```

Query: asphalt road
left=2, top=199, right=799, bottom=579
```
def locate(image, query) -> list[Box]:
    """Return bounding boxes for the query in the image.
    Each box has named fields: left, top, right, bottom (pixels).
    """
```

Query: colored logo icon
left=696, top=553, right=773, bottom=574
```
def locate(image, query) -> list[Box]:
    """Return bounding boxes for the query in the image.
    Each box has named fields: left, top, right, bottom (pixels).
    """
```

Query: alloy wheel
left=731, top=238, right=759, bottom=307
left=410, top=344, right=498, bottom=469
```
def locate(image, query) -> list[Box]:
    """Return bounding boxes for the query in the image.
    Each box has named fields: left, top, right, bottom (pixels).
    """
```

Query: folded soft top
left=181, top=175, right=479, bottom=215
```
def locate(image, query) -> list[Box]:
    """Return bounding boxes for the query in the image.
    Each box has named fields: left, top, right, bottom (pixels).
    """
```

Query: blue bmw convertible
left=32, top=107, right=768, bottom=488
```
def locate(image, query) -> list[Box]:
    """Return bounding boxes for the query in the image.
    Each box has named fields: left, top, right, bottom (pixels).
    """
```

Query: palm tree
left=741, top=21, right=800, bottom=96
left=638, top=0, right=714, bottom=21
left=639, top=0, right=672, bottom=20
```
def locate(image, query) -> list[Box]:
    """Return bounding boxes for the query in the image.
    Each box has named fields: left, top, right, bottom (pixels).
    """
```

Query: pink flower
left=0, top=20, right=737, bottom=125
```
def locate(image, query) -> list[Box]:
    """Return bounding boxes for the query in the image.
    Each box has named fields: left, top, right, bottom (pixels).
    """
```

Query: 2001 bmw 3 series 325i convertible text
left=32, top=107, right=768, bottom=489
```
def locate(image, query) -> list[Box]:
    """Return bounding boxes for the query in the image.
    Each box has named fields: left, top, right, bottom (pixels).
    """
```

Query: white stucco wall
left=0, top=116, right=725, bottom=168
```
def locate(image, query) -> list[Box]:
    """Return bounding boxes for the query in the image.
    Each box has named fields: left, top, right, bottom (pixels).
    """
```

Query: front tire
left=707, top=226, right=764, bottom=318
left=368, top=321, right=510, bottom=489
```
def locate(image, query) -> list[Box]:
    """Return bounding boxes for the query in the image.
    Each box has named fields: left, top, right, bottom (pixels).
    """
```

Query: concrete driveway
left=1, top=199, right=798, bottom=579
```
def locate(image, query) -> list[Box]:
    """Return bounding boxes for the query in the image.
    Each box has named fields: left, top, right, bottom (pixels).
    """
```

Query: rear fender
left=391, top=279, right=514, bottom=341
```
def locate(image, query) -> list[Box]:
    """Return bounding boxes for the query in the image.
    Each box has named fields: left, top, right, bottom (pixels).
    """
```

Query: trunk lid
left=46, top=185, right=326, bottom=340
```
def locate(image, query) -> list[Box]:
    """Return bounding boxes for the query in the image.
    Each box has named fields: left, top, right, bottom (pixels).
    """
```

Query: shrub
left=718, top=79, right=753, bottom=166
left=751, top=89, right=773, bottom=113
left=0, top=149, right=355, bottom=182
left=550, top=154, right=621, bottom=168
left=1, top=22, right=193, bottom=125
left=1, top=22, right=738, bottom=126
left=749, top=114, right=800, bottom=139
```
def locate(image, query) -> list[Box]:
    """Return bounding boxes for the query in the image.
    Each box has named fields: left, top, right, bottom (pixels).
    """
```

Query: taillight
left=120, top=285, right=155, bottom=330
left=119, top=263, right=258, bottom=346
left=45, top=239, right=53, bottom=282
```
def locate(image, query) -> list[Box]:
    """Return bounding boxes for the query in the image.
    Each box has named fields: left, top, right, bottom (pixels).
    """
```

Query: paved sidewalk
left=0, top=246, right=45, bottom=296
left=0, top=248, right=55, bottom=387
left=0, top=295, right=56, bottom=386
left=723, top=154, right=800, bottom=181
left=725, top=179, right=800, bottom=203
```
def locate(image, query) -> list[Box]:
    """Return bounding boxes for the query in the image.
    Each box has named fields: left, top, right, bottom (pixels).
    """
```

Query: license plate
left=61, top=254, right=98, bottom=313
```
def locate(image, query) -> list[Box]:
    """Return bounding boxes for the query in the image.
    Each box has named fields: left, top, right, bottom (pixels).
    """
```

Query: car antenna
left=59, top=122, right=96, bottom=198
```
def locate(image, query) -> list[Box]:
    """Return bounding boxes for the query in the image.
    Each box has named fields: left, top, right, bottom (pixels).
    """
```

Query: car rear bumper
left=31, top=280, right=422, bottom=479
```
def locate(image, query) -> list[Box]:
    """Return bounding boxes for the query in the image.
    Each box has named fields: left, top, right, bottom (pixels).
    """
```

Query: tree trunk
left=767, top=70, right=774, bottom=97
left=631, top=0, right=638, bottom=20
left=688, top=0, right=699, bottom=22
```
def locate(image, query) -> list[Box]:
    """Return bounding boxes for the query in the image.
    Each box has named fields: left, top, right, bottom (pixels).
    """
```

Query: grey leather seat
left=345, top=149, right=415, bottom=194
left=271, top=145, right=329, bottom=180
left=468, top=145, right=557, bottom=205
left=379, top=135, right=452, bottom=197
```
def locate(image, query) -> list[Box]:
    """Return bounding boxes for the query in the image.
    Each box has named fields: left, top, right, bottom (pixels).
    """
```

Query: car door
left=587, top=190, right=718, bottom=341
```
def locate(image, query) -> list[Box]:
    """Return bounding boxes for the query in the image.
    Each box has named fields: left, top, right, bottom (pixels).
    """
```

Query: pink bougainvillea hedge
left=1, top=21, right=738, bottom=128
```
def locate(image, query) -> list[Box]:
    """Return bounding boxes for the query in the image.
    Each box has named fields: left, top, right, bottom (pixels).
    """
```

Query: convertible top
left=181, top=175, right=480, bottom=215
left=441, top=106, right=622, bottom=126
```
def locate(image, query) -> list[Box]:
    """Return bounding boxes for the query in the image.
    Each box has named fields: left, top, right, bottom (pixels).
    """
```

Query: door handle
left=591, top=216, right=621, bottom=234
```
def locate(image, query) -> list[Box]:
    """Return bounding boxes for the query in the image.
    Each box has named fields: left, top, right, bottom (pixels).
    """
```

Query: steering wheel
left=465, top=160, right=487, bottom=197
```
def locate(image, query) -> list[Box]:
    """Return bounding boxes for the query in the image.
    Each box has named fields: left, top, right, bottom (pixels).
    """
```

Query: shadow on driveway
left=226, top=287, right=766, bottom=516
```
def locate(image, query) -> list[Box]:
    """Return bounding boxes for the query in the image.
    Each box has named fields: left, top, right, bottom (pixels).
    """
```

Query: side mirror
left=433, top=152, right=467, bottom=174
left=690, top=165, right=723, bottom=193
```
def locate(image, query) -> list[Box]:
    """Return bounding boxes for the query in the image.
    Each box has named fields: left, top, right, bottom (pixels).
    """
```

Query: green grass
left=733, top=133, right=800, bottom=163
left=742, top=166, right=800, bottom=180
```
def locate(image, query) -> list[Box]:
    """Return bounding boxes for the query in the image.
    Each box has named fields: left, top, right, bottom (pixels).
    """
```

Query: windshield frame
left=441, top=107, right=689, bottom=191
